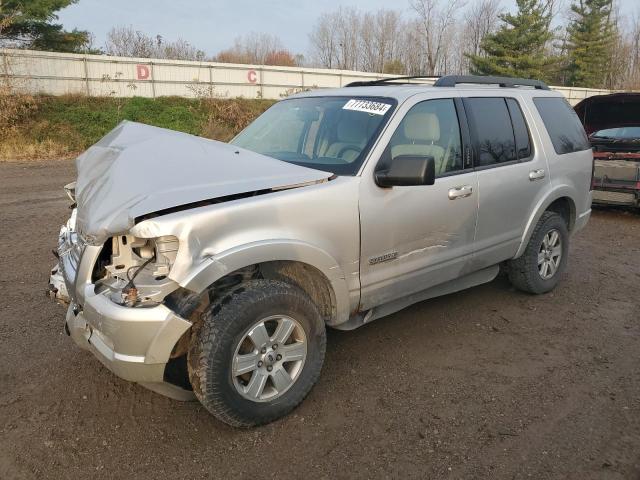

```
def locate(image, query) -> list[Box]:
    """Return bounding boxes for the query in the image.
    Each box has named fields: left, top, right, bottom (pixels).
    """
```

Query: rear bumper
left=592, top=188, right=639, bottom=206
left=592, top=159, right=640, bottom=207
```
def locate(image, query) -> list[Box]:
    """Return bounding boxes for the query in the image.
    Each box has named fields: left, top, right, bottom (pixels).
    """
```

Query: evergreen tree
left=468, top=0, right=554, bottom=82
left=0, top=0, right=94, bottom=53
left=566, top=0, right=615, bottom=88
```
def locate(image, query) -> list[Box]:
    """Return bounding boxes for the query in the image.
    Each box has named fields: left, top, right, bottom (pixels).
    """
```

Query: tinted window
left=506, top=98, right=532, bottom=159
left=464, top=98, right=517, bottom=166
left=384, top=99, right=463, bottom=176
left=533, top=97, right=590, bottom=154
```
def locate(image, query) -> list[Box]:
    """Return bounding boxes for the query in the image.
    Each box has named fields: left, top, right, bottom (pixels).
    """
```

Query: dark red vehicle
left=574, top=93, right=640, bottom=207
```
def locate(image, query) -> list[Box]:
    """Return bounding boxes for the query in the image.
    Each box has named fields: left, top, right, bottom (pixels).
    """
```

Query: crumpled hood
left=75, top=121, right=330, bottom=241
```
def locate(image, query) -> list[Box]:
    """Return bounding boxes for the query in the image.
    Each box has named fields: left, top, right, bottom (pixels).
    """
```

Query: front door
left=358, top=98, right=478, bottom=310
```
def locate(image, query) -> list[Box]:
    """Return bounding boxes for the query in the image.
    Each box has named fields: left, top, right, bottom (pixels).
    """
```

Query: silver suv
left=51, top=75, right=593, bottom=427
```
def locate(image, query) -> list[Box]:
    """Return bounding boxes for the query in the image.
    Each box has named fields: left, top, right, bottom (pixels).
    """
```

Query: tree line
left=309, top=0, right=639, bottom=89
left=1, top=0, right=638, bottom=89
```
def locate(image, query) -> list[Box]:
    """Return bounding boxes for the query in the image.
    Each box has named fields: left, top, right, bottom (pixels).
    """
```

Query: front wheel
left=187, top=279, right=326, bottom=427
left=507, top=211, right=569, bottom=294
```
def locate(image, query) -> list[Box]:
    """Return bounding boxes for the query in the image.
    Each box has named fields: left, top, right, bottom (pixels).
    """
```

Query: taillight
left=590, top=154, right=595, bottom=191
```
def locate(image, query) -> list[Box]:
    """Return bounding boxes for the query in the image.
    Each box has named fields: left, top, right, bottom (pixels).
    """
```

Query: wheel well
left=162, top=260, right=336, bottom=390
left=546, top=197, right=575, bottom=231
left=179, top=260, right=337, bottom=325
left=258, top=261, right=336, bottom=324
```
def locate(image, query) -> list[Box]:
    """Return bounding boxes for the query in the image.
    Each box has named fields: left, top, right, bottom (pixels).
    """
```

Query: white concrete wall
left=1, top=48, right=618, bottom=105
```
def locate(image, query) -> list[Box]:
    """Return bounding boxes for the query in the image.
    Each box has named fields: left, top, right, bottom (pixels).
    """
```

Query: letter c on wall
left=136, top=65, right=150, bottom=80
left=247, top=70, right=257, bottom=84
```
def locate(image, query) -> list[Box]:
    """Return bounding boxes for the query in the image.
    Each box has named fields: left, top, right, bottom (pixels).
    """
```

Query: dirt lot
left=1, top=160, right=639, bottom=480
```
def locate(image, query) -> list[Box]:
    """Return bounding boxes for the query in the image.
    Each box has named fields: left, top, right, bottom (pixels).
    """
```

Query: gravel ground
left=1, top=160, right=639, bottom=480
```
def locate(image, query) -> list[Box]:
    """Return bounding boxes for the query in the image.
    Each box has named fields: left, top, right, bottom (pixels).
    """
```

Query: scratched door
left=358, top=98, right=479, bottom=310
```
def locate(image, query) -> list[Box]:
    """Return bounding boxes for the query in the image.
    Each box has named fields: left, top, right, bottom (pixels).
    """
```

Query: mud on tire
left=187, top=279, right=326, bottom=427
left=507, top=211, right=569, bottom=295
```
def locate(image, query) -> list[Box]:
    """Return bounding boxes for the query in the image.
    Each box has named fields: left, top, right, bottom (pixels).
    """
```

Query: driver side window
left=385, top=99, right=463, bottom=177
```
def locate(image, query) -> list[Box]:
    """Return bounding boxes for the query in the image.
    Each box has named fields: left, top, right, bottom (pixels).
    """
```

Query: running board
left=335, top=265, right=500, bottom=331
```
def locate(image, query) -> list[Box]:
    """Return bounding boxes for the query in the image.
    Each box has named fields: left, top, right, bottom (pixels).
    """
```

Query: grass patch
left=0, top=95, right=275, bottom=161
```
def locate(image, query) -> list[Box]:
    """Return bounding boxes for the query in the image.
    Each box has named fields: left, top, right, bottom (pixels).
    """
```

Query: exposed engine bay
left=93, top=234, right=180, bottom=307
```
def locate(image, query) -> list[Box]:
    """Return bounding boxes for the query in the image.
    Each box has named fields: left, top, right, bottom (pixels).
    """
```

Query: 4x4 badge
left=369, top=251, right=398, bottom=265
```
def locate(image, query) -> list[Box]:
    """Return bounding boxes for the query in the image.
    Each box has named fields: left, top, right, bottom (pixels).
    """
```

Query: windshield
left=230, top=96, right=396, bottom=175
left=591, top=126, right=640, bottom=139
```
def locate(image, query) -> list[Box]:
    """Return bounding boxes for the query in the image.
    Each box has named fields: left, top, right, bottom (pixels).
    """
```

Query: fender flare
left=179, top=239, right=352, bottom=325
left=514, top=185, right=577, bottom=259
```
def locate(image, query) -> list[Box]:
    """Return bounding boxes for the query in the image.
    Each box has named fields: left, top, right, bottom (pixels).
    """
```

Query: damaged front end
left=49, top=120, right=332, bottom=400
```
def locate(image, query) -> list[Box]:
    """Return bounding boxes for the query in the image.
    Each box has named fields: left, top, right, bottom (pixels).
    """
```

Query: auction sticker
left=343, top=99, right=391, bottom=115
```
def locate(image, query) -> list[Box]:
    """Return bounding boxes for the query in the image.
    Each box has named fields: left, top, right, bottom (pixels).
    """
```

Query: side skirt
left=333, top=265, right=499, bottom=331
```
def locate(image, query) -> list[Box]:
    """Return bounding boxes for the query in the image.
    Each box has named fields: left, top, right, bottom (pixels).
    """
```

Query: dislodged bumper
left=56, top=208, right=194, bottom=400
left=65, top=287, right=192, bottom=399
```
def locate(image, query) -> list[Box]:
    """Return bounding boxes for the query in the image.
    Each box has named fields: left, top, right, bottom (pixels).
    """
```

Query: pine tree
left=566, top=0, right=615, bottom=88
left=0, top=0, right=94, bottom=53
left=468, top=0, right=554, bottom=82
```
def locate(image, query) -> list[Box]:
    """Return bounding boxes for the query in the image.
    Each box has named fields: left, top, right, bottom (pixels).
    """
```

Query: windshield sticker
left=343, top=99, right=391, bottom=116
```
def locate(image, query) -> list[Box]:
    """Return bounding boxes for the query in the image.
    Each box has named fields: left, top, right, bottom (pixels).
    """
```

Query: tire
left=507, top=211, right=569, bottom=294
left=187, top=279, right=326, bottom=427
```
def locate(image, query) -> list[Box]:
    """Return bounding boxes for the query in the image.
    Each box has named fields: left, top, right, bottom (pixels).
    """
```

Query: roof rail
left=434, top=75, right=549, bottom=90
left=345, top=75, right=439, bottom=87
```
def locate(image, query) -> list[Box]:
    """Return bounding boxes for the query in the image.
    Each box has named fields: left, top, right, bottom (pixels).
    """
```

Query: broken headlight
left=93, top=235, right=180, bottom=306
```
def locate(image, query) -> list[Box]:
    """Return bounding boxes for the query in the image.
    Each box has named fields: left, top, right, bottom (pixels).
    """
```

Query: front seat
left=325, top=115, right=368, bottom=163
left=390, top=112, right=446, bottom=173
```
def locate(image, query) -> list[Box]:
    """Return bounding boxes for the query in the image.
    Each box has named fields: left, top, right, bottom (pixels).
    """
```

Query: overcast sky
left=58, top=0, right=639, bottom=58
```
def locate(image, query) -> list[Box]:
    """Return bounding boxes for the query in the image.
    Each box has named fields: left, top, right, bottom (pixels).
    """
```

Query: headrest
left=403, top=112, right=440, bottom=142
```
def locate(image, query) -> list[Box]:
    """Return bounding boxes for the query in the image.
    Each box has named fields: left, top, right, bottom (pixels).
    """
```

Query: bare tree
left=463, top=0, right=502, bottom=57
left=214, top=33, right=295, bottom=66
left=629, top=14, right=640, bottom=88
left=105, top=26, right=205, bottom=61
left=309, top=12, right=338, bottom=69
left=410, top=0, right=466, bottom=75
left=334, top=7, right=361, bottom=70
left=105, top=26, right=155, bottom=58
left=361, top=10, right=404, bottom=73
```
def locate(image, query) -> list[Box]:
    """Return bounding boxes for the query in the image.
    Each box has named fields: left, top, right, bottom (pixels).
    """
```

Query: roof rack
left=433, top=75, right=549, bottom=90
left=345, top=75, right=440, bottom=87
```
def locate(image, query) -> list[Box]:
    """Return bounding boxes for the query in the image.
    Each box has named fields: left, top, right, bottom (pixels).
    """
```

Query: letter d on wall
left=136, top=65, right=150, bottom=80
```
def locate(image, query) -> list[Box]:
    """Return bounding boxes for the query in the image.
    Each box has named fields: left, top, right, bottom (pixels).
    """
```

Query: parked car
left=574, top=93, right=640, bottom=208
left=50, top=75, right=593, bottom=427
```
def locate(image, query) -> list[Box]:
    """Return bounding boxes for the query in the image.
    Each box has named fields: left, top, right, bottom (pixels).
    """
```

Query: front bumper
left=66, top=285, right=191, bottom=386
left=54, top=211, right=194, bottom=400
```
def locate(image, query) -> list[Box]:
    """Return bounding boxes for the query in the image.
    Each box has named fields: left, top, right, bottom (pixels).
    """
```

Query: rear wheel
left=187, top=279, right=326, bottom=427
left=507, top=211, right=569, bottom=294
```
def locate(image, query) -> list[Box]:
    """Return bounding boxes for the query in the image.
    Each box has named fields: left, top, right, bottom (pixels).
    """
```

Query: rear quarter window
left=533, top=97, right=590, bottom=154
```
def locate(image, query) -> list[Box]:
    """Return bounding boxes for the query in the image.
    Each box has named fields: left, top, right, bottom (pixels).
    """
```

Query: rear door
left=463, top=96, right=550, bottom=268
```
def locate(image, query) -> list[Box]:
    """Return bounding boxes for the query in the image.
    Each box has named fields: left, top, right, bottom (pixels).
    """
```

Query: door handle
left=448, top=185, right=473, bottom=200
left=529, top=169, right=546, bottom=181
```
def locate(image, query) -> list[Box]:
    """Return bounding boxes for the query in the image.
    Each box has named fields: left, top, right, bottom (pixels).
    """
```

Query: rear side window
left=533, top=97, right=590, bottom=154
left=506, top=98, right=532, bottom=159
left=464, top=98, right=517, bottom=166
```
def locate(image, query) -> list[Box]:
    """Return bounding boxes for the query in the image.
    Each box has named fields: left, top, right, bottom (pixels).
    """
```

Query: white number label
left=343, top=99, right=391, bottom=116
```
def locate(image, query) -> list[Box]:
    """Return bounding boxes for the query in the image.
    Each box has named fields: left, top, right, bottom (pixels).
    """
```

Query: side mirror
left=375, top=155, right=436, bottom=187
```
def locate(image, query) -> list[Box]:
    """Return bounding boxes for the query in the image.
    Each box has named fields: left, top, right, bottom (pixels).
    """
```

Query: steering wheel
left=337, top=145, right=363, bottom=160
